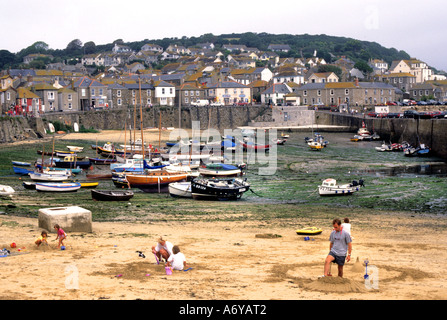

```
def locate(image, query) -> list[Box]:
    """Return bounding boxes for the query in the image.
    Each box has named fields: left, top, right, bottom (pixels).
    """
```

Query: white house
left=261, top=83, right=293, bottom=106
left=154, top=80, right=175, bottom=106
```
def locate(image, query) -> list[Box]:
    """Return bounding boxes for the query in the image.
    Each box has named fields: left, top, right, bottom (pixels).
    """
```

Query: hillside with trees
left=0, top=32, right=415, bottom=71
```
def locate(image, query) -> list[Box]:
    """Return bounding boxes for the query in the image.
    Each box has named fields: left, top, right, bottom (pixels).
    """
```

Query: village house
left=297, top=80, right=398, bottom=107
left=112, top=43, right=133, bottom=54
left=369, top=59, right=389, bottom=74
left=32, top=82, right=59, bottom=113
left=268, top=44, right=291, bottom=52
left=175, top=82, right=206, bottom=106
left=273, top=70, right=305, bottom=85
left=306, top=72, right=339, bottom=84
left=16, top=87, right=42, bottom=116
left=153, top=80, right=176, bottom=106
left=222, top=44, right=248, bottom=52
left=388, top=59, right=433, bottom=84
left=23, top=53, right=53, bottom=64
left=123, top=82, right=154, bottom=107
left=0, top=86, right=17, bottom=114
left=206, top=81, right=251, bottom=105
left=82, top=53, right=105, bottom=66
left=141, top=43, right=164, bottom=53
left=260, top=83, right=293, bottom=106
left=72, top=76, right=108, bottom=111
left=106, top=83, right=128, bottom=109
left=57, top=87, right=79, bottom=112
left=378, top=72, right=416, bottom=92
left=410, top=83, right=439, bottom=101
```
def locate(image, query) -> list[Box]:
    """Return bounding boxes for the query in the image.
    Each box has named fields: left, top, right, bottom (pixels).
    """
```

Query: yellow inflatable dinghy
left=296, top=227, right=323, bottom=235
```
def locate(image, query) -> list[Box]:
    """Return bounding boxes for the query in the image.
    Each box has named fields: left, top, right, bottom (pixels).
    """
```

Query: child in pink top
left=54, top=224, right=67, bottom=248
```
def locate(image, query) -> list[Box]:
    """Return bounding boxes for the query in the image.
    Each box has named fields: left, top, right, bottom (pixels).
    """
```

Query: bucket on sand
left=165, top=266, right=173, bottom=275
left=304, top=236, right=310, bottom=241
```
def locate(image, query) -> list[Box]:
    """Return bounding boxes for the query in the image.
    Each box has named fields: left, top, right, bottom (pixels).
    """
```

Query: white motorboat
left=35, top=182, right=81, bottom=192
left=28, top=172, right=71, bottom=182
left=0, top=184, right=15, bottom=196
left=67, top=146, right=84, bottom=152
left=168, top=182, right=192, bottom=198
left=318, top=178, right=362, bottom=196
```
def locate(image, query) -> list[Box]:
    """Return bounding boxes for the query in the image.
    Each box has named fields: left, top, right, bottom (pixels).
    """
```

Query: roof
left=17, top=87, right=40, bottom=99
left=381, top=72, right=415, bottom=78
left=261, top=83, right=291, bottom=95
left=207, top=81, right=249, bottom=89
left=33, top=82, right=57, bottom=91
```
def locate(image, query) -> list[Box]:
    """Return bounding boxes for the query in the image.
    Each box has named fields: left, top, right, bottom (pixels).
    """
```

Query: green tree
left=0, top=50, right=17, bottom=69
left=83, top=41, right=96, bottom=54
left=354, top=60, right=373, bottom=75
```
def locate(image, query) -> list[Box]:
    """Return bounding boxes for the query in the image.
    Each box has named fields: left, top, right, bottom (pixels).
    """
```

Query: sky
left=2, top=0, right=447, bottom=71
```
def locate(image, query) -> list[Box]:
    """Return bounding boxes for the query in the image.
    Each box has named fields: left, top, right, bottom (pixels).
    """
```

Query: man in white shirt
left=152, top=236, right=173, bottom=263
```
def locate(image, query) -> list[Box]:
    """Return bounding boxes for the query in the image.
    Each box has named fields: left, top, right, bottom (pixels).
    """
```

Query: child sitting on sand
left=35, top=231, right=48, bottom=247
left=166, top=245, right=189, bottom=271
left=54, top=224, right=67, bottom=248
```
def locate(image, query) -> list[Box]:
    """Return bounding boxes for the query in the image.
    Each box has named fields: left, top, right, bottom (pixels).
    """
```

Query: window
left=99, top=89, right=103, bottom=96
left=330, top=89, right=334, bottom=95
left=48, top=92, right=54, bottom=100
left=132, top=90, right=136, bottom=97
left=185, top=91, right=188, bottom=96
left=170, top=88, right=173, bottom=94
left=132, top=99, right=136, bottom=105
left=185, top=97, right=189, bottom=103
left=118, top=98, right=122, bottom=106
left=68, top=103, right=72, bottom=110
left=92, top=89, right=95, bottom=96
left=196, top=91, right=200, bottom=96
left=345, top=89, right=349, bottom=95
left=81, top=89, right=86, bottom=96
left=147, top=98, right=151, bottom=105
left=304, top=98, right=308, bottom=104
left=317, top=90, right=321, bottom=96
left=162, top=88, right=165, bottom=94
left=6, top=92, right=10, bottom=100
left=303, top=90, right=307, bottom=96
left=117, top=90, right=121, bottom=97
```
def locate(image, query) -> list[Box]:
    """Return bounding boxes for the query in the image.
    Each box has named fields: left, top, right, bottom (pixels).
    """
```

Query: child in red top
left=54, top=224, right=67, bottom=248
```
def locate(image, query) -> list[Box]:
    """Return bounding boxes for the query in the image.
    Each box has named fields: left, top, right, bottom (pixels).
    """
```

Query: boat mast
left=139, top=77, right=145, bottom=159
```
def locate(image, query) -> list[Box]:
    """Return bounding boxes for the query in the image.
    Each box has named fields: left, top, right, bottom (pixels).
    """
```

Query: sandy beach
left=1, top=212, right=446, bottom=300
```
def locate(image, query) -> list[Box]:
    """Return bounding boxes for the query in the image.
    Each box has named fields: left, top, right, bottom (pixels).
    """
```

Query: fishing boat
left=22, top=181, right=36, bottom=190
left=35, top=182, right=81, bottom=192
left=77, top=181, right=99, bottom=188
left=318, top=178, right=362, bottom=196
left=0, top=184, right=15, bottom=196
left=11, top=161, right=31, bottom=167
left=28, top=172, right=71, bottom=182
left=198, top=163, right=245, bottom=177
left=54, top=155, right=91, bottom=169
left=112, top=159, right=167, bottom=173
left=91, top=189, right=134, bottom=201
left=124, top=171, right=189, bottom=193
left=112, top=173, right=130, bottom=188
left=240, top=141, right=270, bottom=152
left=309, top=141, right=324, bottom=150
left=168, top=182, right=192, bottom=198
left=13, top=166, right=34, bottom=175
left=404, top=144, right=430, bottom=157
left=35, top=165, right=83, bottom=174
left=296, top=227, right=323, bottom=236
left=66, top=146, right=84, bottom=152
left=191, top=177, right=250, bottom=200
left=89, top=157, right=117, bottom=165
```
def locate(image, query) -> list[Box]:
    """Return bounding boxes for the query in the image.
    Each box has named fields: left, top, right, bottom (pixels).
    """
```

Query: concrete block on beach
left=38, top=206, right=92, bottom=233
